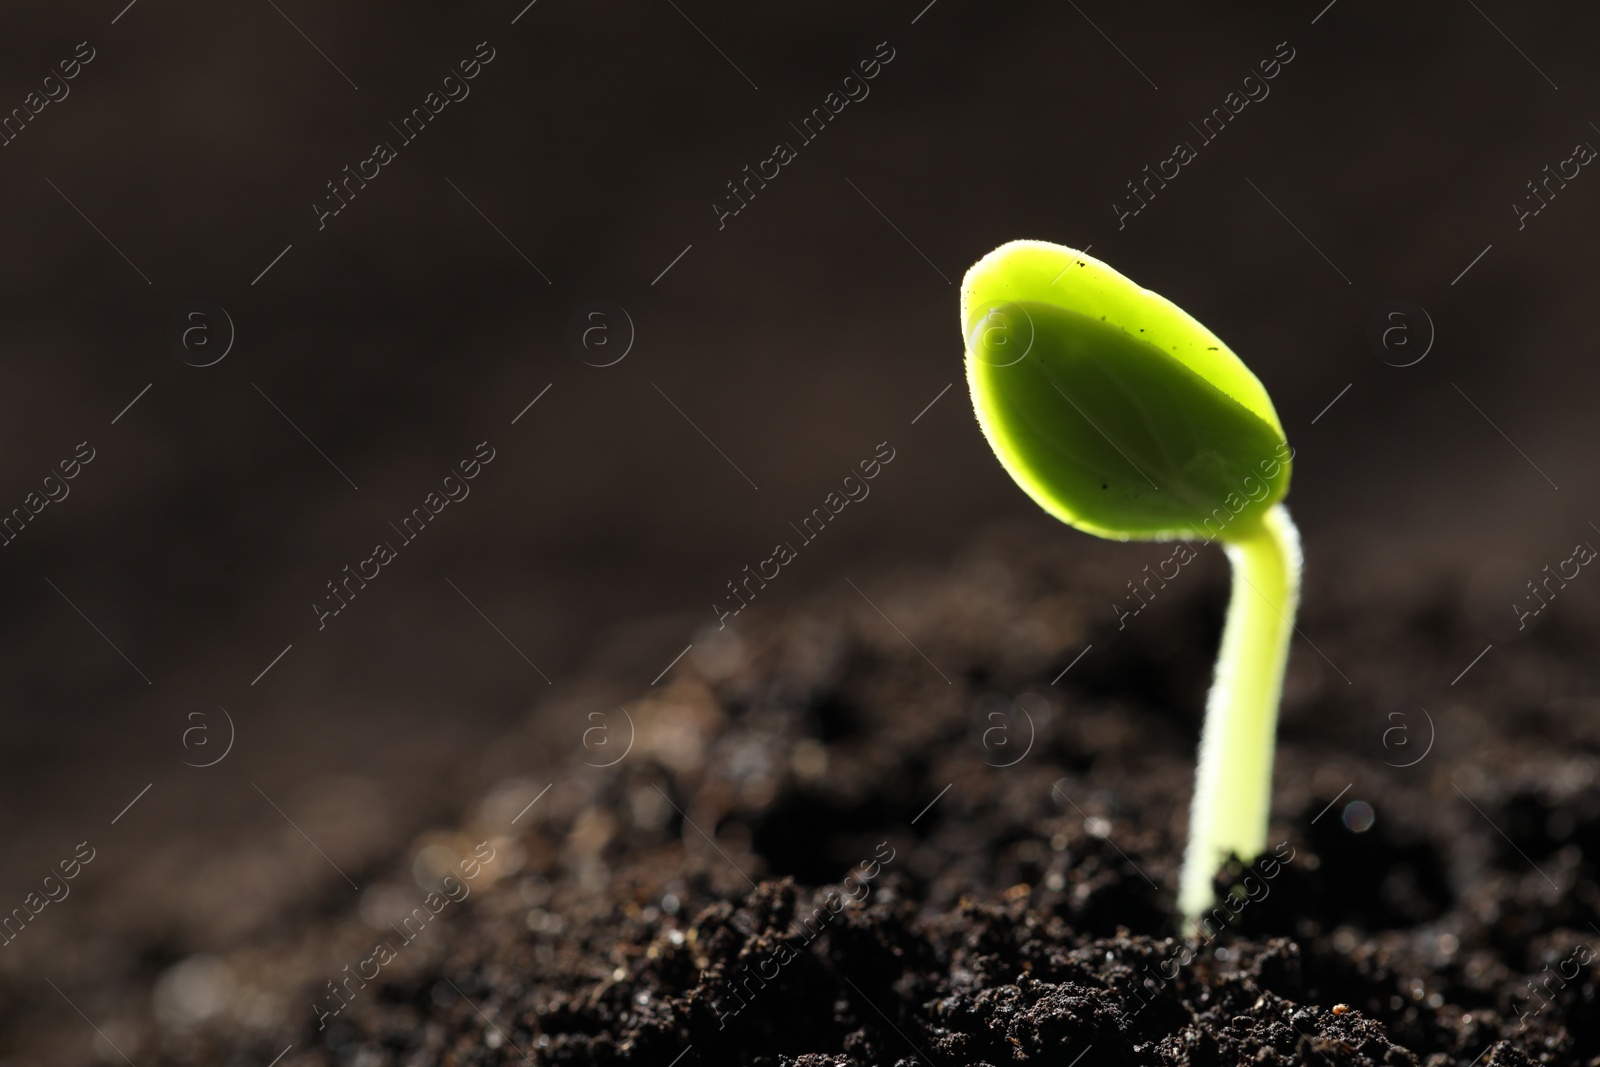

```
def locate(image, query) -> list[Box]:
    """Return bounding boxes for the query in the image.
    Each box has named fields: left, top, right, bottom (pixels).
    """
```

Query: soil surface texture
left=12, top=523, right=1600, bottom=1067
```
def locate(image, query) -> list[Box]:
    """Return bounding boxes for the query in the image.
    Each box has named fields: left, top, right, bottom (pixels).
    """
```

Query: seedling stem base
left=1178, top=501, right=1302, bottom=924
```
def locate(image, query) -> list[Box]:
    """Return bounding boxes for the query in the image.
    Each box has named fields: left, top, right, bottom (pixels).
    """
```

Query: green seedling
left=961, top=239, right=1301, bottom=923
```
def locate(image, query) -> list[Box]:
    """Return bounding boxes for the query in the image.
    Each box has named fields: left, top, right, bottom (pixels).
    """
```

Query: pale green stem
left=1177, top=501, right=1302, bottom=925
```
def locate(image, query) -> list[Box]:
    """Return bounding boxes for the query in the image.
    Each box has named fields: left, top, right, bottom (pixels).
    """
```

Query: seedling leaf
left=963, top=240, right=1290, bottom=540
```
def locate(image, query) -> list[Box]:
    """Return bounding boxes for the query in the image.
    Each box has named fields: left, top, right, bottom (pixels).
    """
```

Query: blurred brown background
left=0, top=0, right=1595, bottom=1053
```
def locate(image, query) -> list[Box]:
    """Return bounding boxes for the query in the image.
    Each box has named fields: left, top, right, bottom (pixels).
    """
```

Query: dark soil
left=14, top=523, right=1600, bottom=1066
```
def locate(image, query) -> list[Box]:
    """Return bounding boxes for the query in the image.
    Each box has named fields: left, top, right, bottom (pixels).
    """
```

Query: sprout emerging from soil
left=961, top=240, right=1302, bottom=923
